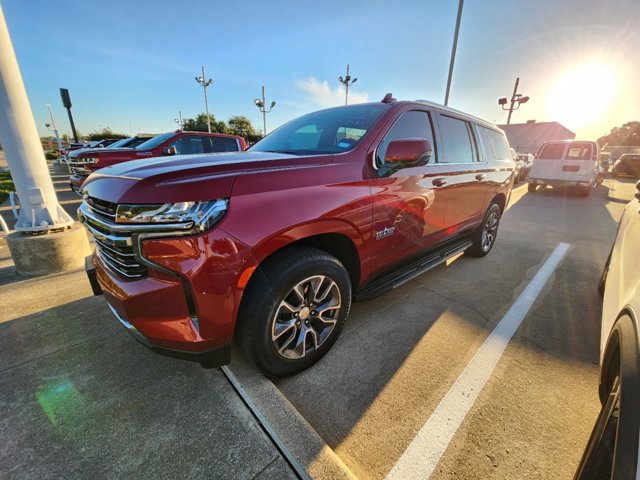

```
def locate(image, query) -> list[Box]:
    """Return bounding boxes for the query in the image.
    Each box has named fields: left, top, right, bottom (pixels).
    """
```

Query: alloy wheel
left=271, top=275, right=341, bottom=360
left=481, top=210, right=499, bottom=252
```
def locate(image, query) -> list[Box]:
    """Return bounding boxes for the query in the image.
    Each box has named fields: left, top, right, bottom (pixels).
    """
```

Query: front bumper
left=79, top=204, right=252, bottom=365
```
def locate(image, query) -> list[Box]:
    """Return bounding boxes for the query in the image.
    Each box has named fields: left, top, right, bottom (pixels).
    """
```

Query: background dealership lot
left=1, top=157, right=634, bottom=477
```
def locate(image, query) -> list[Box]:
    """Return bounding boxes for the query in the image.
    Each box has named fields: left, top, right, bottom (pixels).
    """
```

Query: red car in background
left=69, top=130, right=247, bottom=194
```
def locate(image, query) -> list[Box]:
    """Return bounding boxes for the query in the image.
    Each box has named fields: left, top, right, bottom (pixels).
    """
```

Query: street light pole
left=338, top=64, right=357, bottom=105
left=195, top=66, right=213, bottom=133
left=253, top=86, right=276, bottom=136
left=498, top=77, right=530, bottom=125
left=46, top=104, right=62, bottom=151
left=174, top=110, right=183, bottom=129
left=444, top=0, right=464, bottom=106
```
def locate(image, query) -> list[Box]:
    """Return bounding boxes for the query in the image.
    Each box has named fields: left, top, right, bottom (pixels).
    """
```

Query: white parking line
left=385, top=242, right=571, bottom=480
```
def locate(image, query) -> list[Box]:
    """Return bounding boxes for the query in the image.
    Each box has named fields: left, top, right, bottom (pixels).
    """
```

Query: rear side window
left=438, top=115, right=476, bottom=163
left=566, top=142, right=594, bottom=160
left=538, top=143, right=566, bottom=160
left=211, top=136, right=240, bottom=152
left=481, top=127, right=511, bottom=160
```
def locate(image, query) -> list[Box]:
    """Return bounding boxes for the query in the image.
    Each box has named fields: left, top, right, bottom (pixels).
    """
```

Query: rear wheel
left=236, top=246, right=351, bottom=377
left=528, top=182, right=538, bottom=193
left=467, top=203, right=501, bottom=257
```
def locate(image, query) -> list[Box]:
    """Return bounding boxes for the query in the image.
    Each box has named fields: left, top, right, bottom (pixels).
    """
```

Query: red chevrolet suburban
left=79, top=96, right=514, bottom=376
left=69, top=130, right=247, bottom=194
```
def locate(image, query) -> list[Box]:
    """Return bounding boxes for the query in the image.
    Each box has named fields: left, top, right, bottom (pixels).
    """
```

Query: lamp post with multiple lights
left=254, top=85, right=276, bottom=136
left=195, top=66, right=213, bottom=133
left=338, top=64, right=357, bottom=105
left=498, top=77, right=530, bottom=125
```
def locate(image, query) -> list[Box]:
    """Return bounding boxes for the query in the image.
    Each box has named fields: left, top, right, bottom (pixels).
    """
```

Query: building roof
left=497, top=120, right=575, bottom=154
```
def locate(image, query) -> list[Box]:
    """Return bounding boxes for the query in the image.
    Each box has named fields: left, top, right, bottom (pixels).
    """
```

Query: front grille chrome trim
left=79, top=202, right=193, bottom=233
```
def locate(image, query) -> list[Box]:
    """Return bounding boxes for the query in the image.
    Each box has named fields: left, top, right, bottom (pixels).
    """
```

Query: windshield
left=135, top=132, right=175, bottom=150
left=250, top=104, right=388, bottom=155
left=107, top=138, right=132, bottom=149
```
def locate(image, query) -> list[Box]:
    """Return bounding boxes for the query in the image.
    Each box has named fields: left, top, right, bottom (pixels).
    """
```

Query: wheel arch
left=490, top=192, right=507, bottom=213
left=599, top=308, right=640, bottom=405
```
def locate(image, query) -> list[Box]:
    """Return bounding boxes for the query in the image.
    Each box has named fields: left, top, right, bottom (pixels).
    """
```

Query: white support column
left=0, top=5, right=73, bottom=233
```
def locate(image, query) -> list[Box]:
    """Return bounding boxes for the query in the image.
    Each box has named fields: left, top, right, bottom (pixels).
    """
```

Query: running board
left=354, top=239, right=473, bottom=301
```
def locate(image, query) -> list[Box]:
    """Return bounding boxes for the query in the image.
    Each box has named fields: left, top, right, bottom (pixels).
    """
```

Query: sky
left=3, top=0, right=640, bottom=141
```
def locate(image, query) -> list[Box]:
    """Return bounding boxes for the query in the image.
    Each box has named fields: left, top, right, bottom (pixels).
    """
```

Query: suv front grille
left=83, top=197, right=148, bottom=280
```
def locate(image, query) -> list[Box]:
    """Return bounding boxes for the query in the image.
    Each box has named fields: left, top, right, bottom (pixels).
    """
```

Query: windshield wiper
left=262, top=149, right=303, bottom=156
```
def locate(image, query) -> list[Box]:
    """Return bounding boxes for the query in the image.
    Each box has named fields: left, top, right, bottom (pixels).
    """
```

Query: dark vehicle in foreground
left=69, top=130, right=247, bottom=194
left=611, top=154, right=640, bottom=178
left=575, top=181, right=640, bottom=480
left=79, top=96, right=515, bottom=376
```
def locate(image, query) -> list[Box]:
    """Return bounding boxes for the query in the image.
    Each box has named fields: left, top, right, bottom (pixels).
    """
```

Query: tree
left=598, top=121, right=640, bottom=147
left=87, top=128, right=127, bottom=141
left=228, top=115, right=262, bottom=143
left=182, top=113, right=228, bottom=134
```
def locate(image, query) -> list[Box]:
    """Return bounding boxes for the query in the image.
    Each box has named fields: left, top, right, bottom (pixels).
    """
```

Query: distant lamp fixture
left=338, top=64, right=357, bottom=105
left=499, top=77, right=530, bottom=125
left=254, top=85, right=276, bottom=136
left=194, top=66, right=214, bottom=133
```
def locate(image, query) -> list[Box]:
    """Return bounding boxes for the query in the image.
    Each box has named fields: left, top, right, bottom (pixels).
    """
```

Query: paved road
left=273, top=178, right=633, bottom=479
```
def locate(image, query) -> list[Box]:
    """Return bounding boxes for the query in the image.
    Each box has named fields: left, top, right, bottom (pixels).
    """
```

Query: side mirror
left=636, top=180, right=640, bottom=201
left=162, top=146, right=177, bottom=156
left=385, top=138, right=432, bottom=165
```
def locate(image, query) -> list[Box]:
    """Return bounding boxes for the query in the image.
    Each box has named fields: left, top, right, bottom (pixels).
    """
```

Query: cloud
left=295, top=77, right=369, bottom=107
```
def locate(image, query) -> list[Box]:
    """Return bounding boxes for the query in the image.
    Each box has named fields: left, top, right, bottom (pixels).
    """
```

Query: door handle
left=475, top=173, right=486, bottom=181
left=432, top=178, right=447, bottom=187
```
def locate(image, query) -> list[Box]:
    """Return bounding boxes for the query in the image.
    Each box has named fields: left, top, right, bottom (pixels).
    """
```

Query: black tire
left=235, top=246, right=351, bottom=377
left=574, top=316, right=639, bottom=480
left=528, top=182, right=537, bottom=193
left=467, top=203, right=501, bottom=257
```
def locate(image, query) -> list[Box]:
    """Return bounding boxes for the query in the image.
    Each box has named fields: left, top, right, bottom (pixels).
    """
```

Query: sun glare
left=547, top=63, right=618, bottom=130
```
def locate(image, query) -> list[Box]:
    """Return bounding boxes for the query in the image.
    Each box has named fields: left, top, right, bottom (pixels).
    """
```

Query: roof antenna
left=381, top=93, right=396, bottom=104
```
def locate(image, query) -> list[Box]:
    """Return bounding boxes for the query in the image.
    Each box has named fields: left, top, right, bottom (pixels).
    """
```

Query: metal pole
left=506, top=77, right=520, bottom=125
left=0, top=6, right=73, bottom=232
left=202, top=66, right=211, bottom=133
left=261, top=86, right=267, bottom=135
left=345, top=64, right=349, bottom=105
left=47, top=104, right=62, bottom=151
left=444, top=0, right=464, bottom=106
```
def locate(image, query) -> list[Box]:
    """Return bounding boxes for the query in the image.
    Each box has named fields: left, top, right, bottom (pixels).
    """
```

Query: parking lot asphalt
left=0, top=174, right=635, bottom=479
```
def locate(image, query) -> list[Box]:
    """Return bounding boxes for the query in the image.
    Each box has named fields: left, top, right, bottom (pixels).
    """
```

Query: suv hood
left=82, top=151, right=332, bottom=204
left=71, top=147, right=137, bottom=159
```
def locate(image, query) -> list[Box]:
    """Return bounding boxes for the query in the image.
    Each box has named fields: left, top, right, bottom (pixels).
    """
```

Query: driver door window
left=375, top=111, right=436, bottom=175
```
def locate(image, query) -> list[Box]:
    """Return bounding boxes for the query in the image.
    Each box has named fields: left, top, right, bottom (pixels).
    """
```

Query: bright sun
left=547, top=63, right=618, bottom=129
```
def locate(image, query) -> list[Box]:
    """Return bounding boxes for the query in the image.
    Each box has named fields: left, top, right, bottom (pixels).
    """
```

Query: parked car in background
left=575, top=181, right=640, bottom=480
left=527, top=140, right=600, bottom=196
left=611, top=154, right=640, bottom=178
left=69, top=131, right=247, bottom=194
left=78, top=96, right=515, bottom=376
left=66, top=136, right=152, bottom=167
left=60, top=139, right=120, bottom=163
left=511, top=148, right=523, bottom=182
left=518, top=153, right=533, bottom=180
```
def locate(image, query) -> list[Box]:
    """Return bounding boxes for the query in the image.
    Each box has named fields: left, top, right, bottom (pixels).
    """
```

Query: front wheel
left=467, top=203, right=501, bottom=257
left=236, top=246, right=351, bottom=377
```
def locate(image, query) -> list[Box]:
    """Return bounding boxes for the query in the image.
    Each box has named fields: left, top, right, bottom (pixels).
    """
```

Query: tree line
left=83, top=114, right=263, bottom=143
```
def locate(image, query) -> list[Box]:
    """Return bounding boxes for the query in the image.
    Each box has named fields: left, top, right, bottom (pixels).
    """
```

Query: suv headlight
left=115, top=199, right=228, bottom=232
left=83, top=157, right=99, bottom=164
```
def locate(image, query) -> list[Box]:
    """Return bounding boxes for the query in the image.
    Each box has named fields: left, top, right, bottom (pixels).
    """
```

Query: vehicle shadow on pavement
left=0, top=295, right=295, bottom=479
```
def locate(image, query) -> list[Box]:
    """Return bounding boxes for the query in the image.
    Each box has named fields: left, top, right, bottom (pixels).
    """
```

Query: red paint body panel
left=81, top=101, right=515, bottom=356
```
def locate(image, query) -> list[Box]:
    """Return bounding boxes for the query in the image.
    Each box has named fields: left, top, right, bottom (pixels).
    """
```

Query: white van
left=527, top=140, right=600, bottom=197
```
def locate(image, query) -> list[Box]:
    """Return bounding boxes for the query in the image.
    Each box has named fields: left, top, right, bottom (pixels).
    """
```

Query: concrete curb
left=225, top=349, right=357, bottom=480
